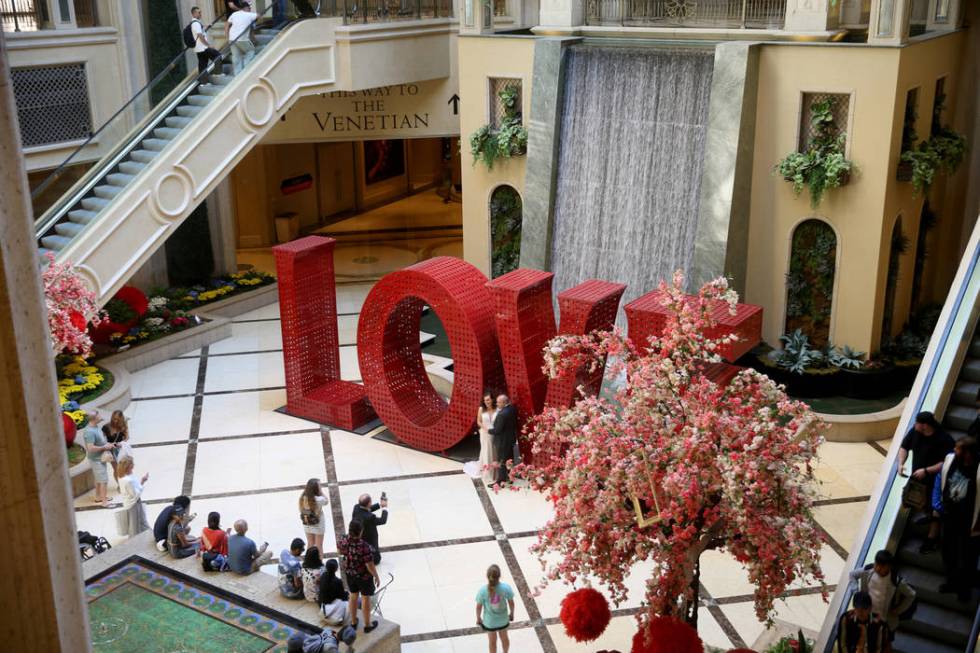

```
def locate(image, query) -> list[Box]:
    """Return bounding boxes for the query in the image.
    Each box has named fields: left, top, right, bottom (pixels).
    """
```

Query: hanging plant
left=470, top=86, right=528, bottom=170
left=775, top=98, right=853, bottom=208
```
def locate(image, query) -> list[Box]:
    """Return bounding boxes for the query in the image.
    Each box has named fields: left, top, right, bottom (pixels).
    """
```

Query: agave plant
left=776, top=329, right=824, bottom=374
left=827, top=344, right=866, bottom=370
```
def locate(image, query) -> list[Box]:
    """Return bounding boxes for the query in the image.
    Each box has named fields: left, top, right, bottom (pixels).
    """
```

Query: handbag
left=100, top=450, right=114, bottom=463
left=117, top=440, right=135, bottom=461
left=902, top=478, right=930, bottom=510
left=300, top=501, right=320, bottom=526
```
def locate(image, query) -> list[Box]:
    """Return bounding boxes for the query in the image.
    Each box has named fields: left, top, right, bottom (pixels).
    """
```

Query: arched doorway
left=490, top=185, right=523, bottom=278
left=785, top=219, right=837, bottom=347
left=881, top=217, right=909, bottom=341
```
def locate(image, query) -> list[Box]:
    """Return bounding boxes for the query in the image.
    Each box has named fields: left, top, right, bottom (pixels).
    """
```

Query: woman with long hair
left=477, top=392, right=497, bottom=485
left=116, top=456, right=149, bottom=537
left=475, top=564, right=515, bottom=652
left=318, top=558, right=349, bottom=625
left=301, top=546, right=324, bottom=603
left=102, top=410, right=129, bottom=486
left=299, top=477, right=329, bottom=551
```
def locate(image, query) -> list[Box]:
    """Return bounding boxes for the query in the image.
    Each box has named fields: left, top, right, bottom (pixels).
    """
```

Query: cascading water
left=550, top=45, right=715, bottom=318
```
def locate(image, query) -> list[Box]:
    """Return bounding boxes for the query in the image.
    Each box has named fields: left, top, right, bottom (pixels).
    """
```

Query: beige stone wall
left=745, top=32, right=967, bottom=354
left=458, top=35, right=536, bottom=276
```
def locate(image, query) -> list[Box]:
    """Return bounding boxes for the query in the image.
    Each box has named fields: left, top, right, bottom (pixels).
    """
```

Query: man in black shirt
left=899, top=411, right=954, bottom=553
left=490, top=394, right=518, bottom=485
left=352, top=493, right=388, bottom=564
left=153, top=495, right=191, bottom=550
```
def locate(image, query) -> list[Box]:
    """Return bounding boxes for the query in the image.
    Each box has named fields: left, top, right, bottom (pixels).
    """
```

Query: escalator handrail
left=29, top=10, right=231, bottom=205
left=822, top=228, right=980, bottom=651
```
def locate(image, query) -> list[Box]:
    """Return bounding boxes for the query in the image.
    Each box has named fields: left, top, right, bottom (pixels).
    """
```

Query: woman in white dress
left=116, top=456, right=149, bottom=538
left=478, top=393, right=497, bottom=484
left=300, top=478, right=329, bottom=552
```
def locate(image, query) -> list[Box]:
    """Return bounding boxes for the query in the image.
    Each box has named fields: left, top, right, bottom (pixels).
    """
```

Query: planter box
left=841, top=365, right=899, bottom=399
left=896, top=160, right=914, bottom=181
left=785, top=369, right=842, bottom=398
left=99, top=317, right=231, bottom=373
left=194, top=282, right=278, bottom=319
left=70, top=459, right=95, bottom=498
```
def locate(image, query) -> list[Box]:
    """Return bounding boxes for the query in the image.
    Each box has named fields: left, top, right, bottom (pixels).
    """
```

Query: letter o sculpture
left=356, top=257, right=504, bottom=452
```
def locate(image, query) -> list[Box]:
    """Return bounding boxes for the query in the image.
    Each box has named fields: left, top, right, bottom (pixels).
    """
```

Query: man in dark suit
left=352, top=493, right=388, bottom=564
left=489, top=394, right=518, bottom=485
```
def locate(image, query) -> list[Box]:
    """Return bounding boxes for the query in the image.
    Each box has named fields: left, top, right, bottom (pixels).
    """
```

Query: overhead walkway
left=818, top=217, right=980, bottom=653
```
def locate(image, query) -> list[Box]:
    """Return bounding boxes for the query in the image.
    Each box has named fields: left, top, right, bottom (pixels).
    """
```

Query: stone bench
left=83, top=531, right=401, bottom=652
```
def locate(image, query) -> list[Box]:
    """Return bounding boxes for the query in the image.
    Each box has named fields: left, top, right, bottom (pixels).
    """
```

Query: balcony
left=1, top=0, right=98, bottom=31
left=585, top=0, right=785, bottom=29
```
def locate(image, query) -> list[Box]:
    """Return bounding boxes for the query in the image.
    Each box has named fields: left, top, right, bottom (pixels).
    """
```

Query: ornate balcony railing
left=585, top=0, right=786, bottom=29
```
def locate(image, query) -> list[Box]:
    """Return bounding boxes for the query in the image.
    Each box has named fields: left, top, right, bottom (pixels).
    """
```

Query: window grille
left=11, top=63, right=93, bottom=148
left=488, top=78, right=522, bottom=128
left=798, top=92, right=850, bottom=152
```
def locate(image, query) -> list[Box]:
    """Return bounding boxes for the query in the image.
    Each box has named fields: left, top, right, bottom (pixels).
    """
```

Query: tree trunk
left=684, top=558, right=700, bottom=628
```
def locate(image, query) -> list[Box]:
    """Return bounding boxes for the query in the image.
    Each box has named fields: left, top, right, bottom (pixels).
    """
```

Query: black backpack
left=182, top=20, right=200, bottom=48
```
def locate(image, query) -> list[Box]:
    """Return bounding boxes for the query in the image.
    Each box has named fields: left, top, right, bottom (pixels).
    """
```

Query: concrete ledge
left=99, top=317, right=232, bottom=374
left=70, top=459, right=95, bottom=498
left=194, top=282, right=279, bottom=319
left=816, top=398, right=906, bottom=443
left=84, top=532, right=401, bottom=652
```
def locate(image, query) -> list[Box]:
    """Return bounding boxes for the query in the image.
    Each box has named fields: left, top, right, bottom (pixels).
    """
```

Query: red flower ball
left=631, top=616, right=702, bottom=653
left=727, top=649, right=758, bottom=653
left=114, top=286, right=149, bottom=317
left=560, top=588, right=611, bottom=642
left=62, top=413, right=77, bottom=447
left=69, top=310, right=87, bottom=332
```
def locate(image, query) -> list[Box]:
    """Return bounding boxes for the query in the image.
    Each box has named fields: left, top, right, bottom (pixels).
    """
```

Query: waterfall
left=550, top=45, right=715, bottom=320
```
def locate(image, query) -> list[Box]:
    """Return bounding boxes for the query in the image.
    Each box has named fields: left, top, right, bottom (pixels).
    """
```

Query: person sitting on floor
left=166, top=505, right=199, bottom=559
left=153, top=495, right=192, bottom=551
left=302, top=546, right=324, bottom=603
left=227, top=519, right=273, bottom=575
left=278, top=537, right=305, bottom=599
left=318, top=558, right=349, bottom=626
left=834, top=591, right=889, bottom=653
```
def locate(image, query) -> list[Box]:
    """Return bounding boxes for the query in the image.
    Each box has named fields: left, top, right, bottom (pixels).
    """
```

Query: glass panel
left=57, top=0, right=70, bottom=23
left=464, top=0, right=474, bottom=26
left=876, top=0, right=895, bottom=36
left=935, top=0, right=950, bottom=21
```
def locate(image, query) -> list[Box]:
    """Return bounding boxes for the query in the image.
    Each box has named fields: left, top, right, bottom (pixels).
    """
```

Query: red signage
left=274, top=236, right=761, bottom=453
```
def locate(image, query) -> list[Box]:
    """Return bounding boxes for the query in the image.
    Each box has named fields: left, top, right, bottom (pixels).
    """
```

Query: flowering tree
left=512, top=272, right=826, bottom=629
left=42, top=253, right=103, bottom=357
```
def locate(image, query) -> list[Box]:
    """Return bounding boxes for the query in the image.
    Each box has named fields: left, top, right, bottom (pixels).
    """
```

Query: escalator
left=31, top=1, right=336, bottom=301
left=818, top=217, right=980, bottom=652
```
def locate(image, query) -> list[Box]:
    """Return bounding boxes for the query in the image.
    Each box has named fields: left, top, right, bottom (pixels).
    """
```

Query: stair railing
left=817, top=215, right=980, bottom=650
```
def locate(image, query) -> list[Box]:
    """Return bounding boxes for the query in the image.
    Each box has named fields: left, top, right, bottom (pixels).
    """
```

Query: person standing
left=83, top=411, right=118, bottom=507
left=225, top=1, right=257, bottom=75
left=834, top=591, right=889, bottom=653
left=228, top=519, right=273, bottom=574
left=489, top=395, right=517, bottom=485
left=934, top=437, right=980, bottom=603
left=476, top=564, right=515, bottom=653
left=898, top=411, right=955, bottom=553
left=477, top=393, right=497, bottom=485
left=848, top=550, right=916, bottom=637
left=101, top=410, right=128, bottom=487
left=338, top=520, right=381, bottom=633
left=116, top=456, right=149, bottom=537
left=188, top=6, right=221, bottom=78
left=352, top=493, right=388, bottom=564
left=301, top=546, right=324, bottom=603
left=300, top=478, right=329, bottom=552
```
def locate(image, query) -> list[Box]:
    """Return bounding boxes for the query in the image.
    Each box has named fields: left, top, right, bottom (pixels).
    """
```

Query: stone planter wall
left=70, top=459, right=95, bottom=498
left=817, top=398, right=906, bottom=443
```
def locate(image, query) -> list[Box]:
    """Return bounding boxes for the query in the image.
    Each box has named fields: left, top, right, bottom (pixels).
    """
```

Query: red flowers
left=631, top=616, right=702, bottom=653
left=559, top=588, right=611, bottom=642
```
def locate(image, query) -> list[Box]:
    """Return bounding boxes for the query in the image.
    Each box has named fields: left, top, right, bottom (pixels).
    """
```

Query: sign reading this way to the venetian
left=264, top=78, right=460, bottom=143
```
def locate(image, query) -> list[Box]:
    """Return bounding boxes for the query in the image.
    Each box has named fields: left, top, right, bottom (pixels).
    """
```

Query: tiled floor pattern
left=74, top=283, right=892, bottom=652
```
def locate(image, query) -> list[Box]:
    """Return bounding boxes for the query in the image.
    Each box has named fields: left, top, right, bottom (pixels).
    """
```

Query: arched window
left=490, top=185, right=522, bottom=278
left=881, top=217, right=908, bottom=341
left=785, top=219, right=837, bottom=346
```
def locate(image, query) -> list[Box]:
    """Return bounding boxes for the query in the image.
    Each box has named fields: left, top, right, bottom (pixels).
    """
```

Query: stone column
left=868, top=0, right=911, bottom=45
left=0, top=31, right=93, bottom=653
left=783, top=0, right=840, bottom=32
left=206, top=179, right=239, bottom=275
left=538, top=0, right=585, bottom=29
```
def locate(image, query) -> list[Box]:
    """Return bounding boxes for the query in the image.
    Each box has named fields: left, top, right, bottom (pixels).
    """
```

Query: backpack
left=182, top=20, right=200, bottom=48
left=78, top=530, right=111, bottom=560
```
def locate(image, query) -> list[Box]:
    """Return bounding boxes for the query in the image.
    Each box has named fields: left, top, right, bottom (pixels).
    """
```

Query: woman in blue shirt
left=475, top=564, right=515, bottom=652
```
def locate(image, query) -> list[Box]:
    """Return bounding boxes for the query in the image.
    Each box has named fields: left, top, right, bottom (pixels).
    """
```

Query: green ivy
left=775, top=98, right=853, bottom=208
left=785, top=220, right=836, bottom=346
left=469, top=87, right=528, bottom=170
left=490, top=186, right=523, bottom=278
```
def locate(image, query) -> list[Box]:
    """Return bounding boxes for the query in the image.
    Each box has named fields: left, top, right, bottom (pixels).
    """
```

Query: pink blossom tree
left=42, top=253, right=103, bottom=357
left=512, top=272, right=826, bottom=629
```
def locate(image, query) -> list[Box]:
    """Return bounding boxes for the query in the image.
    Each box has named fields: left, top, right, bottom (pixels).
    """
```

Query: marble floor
left=238, top=189, right=463, bottom=282
left=74, top=282, right=891, bottom=652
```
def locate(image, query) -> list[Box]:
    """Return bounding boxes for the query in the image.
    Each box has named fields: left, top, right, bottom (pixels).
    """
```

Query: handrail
left=30, top=10, right=230, bottom=203
left=32, top=1, right=295, bottom=241
left=819, top=217, right=980, bottom=650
